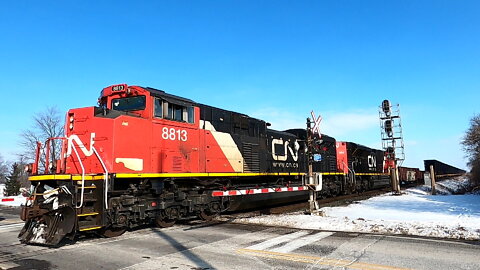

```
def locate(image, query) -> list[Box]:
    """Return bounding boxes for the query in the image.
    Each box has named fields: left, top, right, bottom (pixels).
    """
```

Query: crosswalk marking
left=270, top=231, right=333, bottom=253
left=237, top=248, right=411, bottom=270
left=239, top=232, right=410, bottom=270
left=0, top=222, right=24, bottom=232
left=247, top=231, right=309, bottom=251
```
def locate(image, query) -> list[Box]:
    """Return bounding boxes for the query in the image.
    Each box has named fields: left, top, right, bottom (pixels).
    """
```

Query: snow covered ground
left=235, top=178, right=480, bottom=240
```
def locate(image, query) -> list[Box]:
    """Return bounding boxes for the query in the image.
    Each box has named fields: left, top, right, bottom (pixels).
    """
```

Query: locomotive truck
left=19, top=84, right=393, bottom=246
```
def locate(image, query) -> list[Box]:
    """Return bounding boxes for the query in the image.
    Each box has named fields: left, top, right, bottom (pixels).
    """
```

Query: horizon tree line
left=1, top=106, right=64, bottom=196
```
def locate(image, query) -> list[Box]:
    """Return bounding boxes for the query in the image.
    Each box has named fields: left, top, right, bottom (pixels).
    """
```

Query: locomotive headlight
left=69, top=114, right=74, bottom=130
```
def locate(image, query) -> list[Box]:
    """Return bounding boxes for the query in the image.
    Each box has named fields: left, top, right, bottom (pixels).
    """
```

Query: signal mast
left=379, top=100, right=405, bottom=194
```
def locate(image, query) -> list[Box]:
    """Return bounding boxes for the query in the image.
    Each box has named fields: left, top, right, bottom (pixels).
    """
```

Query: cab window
left=112, top=96, right=146, bottom=111
left=154, top=98, right=194, bottom=123
left=154, top=98, right=163, bottom=117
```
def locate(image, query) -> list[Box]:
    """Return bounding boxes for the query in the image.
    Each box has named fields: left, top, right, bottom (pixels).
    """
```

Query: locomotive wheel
left=100, top=227, right=127, bottom=238
left=155, top=217, right=176, bottom=228
left=198, top=210, right=215, bottom=221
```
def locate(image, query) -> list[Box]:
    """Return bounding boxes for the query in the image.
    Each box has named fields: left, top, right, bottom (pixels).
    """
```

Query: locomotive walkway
left=0, top=212, right=479, bottom=270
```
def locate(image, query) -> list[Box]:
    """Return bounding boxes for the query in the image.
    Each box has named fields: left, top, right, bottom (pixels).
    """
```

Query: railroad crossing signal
left=311, top=111, right=322, bottom=138
left=306, top=110, right=323, bottom=214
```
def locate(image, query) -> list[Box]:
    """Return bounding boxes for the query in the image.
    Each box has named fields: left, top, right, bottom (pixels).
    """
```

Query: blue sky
left=1, top=1, right=479, bottom=170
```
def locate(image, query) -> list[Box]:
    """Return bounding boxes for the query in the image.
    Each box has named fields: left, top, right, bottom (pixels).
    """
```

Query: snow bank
left=234, top=178, right=480, bottom=240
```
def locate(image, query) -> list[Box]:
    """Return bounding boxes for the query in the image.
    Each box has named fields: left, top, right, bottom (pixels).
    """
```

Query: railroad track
left=221, top=188, right=391, bottom=219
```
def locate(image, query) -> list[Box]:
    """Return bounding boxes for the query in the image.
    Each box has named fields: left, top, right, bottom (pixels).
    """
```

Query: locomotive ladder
left=69, top=142, right=109, bottom=232
left=341, top=161, right=356, bottom=192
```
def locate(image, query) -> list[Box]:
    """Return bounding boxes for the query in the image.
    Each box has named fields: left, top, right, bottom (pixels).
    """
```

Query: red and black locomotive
left=19, top=84, right=393, bottom=246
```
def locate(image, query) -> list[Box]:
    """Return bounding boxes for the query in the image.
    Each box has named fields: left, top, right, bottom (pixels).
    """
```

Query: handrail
left=32, top=142, right=42, bottom=175
left=342, top=161, right=356, bottom=190
left=36, top=135, right=109, bottom=210
left=93, top=147, right=109, bottom=209
left=43, top=137, right=68, bottom=174
left=71, top=144, right=86, bottom=209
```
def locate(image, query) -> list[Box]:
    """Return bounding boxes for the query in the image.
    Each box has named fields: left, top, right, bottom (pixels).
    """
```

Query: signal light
left=382, top=100, right=391, bottom=116
left=385, top=120, right=393, bottom=137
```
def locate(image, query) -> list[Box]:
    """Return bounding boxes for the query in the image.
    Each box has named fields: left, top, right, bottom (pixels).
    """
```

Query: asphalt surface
left=1, top=206, right=479, bottom=270
left=0, top=206, right=21, bottom=226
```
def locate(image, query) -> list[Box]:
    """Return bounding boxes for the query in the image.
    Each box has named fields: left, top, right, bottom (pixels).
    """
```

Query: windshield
left=111, top=96, right=146, bottom=111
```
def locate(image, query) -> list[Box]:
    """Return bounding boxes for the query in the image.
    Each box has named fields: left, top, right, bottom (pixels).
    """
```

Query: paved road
left=0, top=207, right=21, bottom=226
left=0, top=208, right=479, bottom=270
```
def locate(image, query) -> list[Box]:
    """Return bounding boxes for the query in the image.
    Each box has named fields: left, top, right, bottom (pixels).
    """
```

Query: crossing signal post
left=379, top=100, right=405, bottom=195
left=306, top=111, right=322, bottom=214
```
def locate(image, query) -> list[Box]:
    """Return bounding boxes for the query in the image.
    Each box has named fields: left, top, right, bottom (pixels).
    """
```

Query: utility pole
left=429, top=165, right=436, bottom=195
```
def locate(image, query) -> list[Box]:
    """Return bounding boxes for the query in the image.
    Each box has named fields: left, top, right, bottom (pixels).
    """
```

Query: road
left=1, top=206, right=479, bottom=270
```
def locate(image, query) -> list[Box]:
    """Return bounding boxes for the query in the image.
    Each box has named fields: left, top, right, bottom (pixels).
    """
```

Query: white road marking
left=0, top=222, right=24, bottom=232
left=270, top=231, right=333, bottom=253
left=246, top=231, right=309, bottom=250
left=0, top=262, right=20, bottom=269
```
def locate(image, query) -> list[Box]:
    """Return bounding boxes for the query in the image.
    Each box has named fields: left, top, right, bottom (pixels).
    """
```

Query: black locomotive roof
left=267, top=128, right=299, bottom=138
left=284, top=128, right=335, bottom=141
left=345, top=141, right=382, bottom=152
left=142, top=86, right=196, bottom=106
left=142, top=86, right=265, bottom=125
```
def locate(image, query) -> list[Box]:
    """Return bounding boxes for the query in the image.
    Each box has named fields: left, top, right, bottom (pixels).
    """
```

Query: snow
left=234, top=178, right=480, bottom=240
left=0, top=195, right=27, bottom=207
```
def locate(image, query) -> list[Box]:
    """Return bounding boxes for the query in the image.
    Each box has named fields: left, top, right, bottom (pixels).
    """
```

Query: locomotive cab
left=20, top=84, right=204, bottom=245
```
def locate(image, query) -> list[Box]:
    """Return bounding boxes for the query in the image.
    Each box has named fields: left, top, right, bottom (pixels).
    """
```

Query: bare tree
left=462, top=114, right=480, bottom=186
left=19, top=107, right=65, bottom=172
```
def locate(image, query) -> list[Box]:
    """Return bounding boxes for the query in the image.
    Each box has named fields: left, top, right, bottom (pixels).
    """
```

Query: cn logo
left=66, top=133, right=95, bottom=157
left=272, top=139, right=300, bottom=161
left=368, top=154, right=376, bottom=169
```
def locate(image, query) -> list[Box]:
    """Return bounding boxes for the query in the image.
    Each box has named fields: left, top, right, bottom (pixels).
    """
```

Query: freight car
left=398, top=166, right=424, bottom=186
left=424, top=160, right=466, bottom=179
left=19, top=84, right=393, bottom=246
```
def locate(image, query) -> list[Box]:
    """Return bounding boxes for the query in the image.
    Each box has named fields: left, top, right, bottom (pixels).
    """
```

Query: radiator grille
left=243, top=143, right=260, bottom=172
